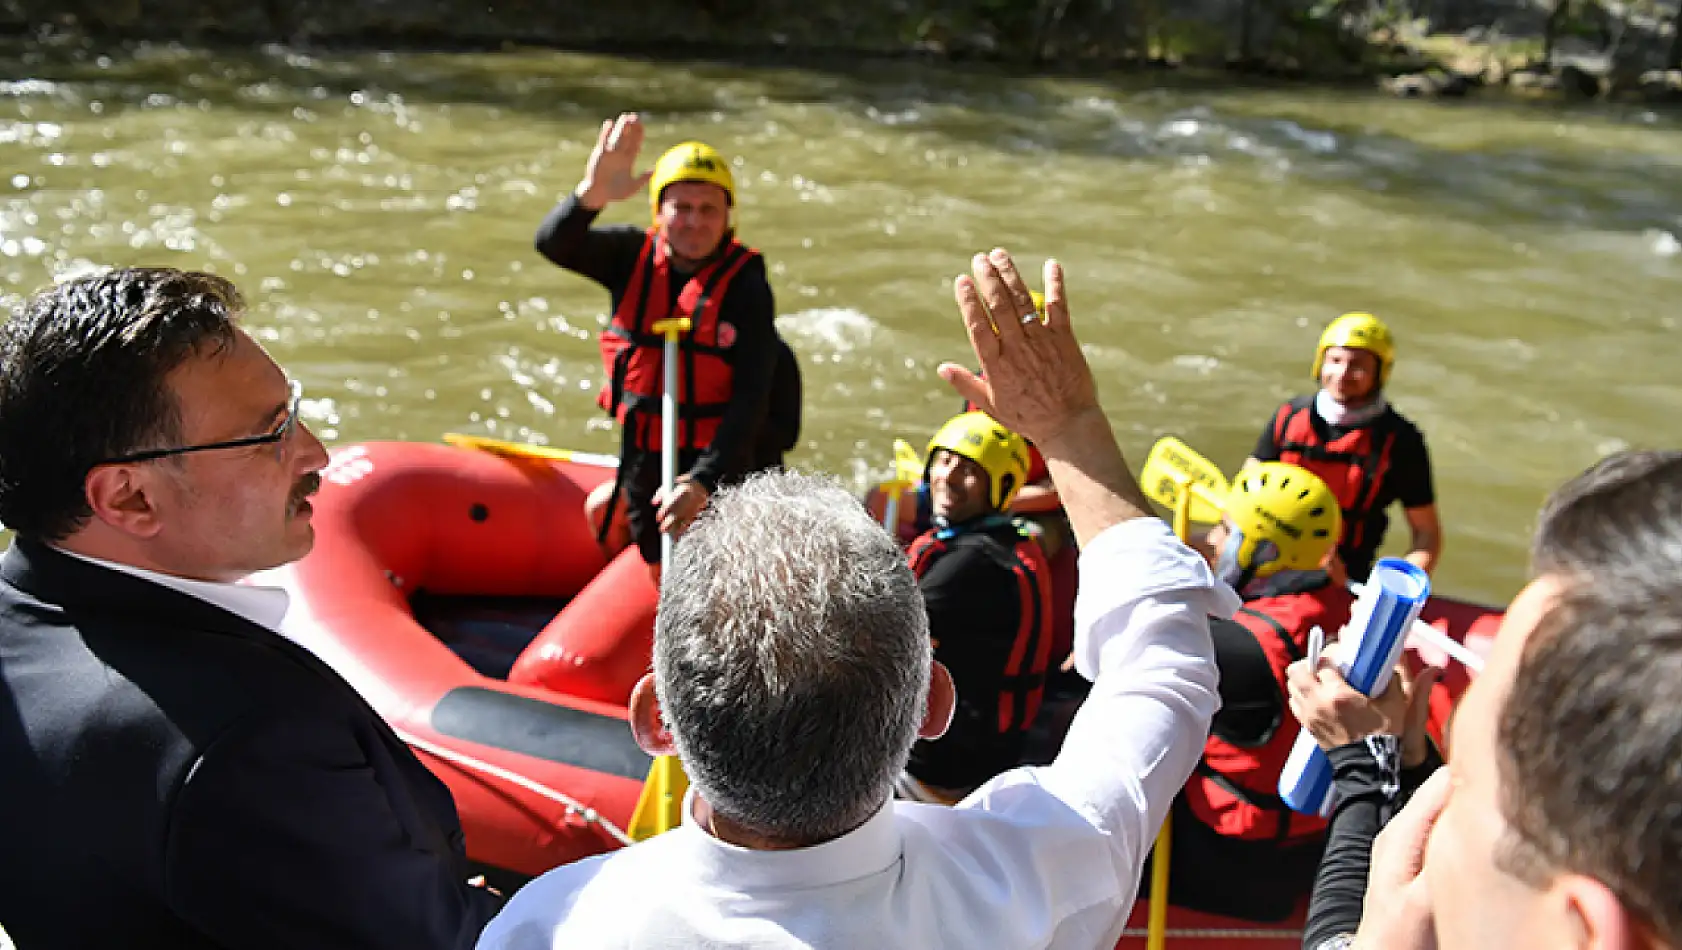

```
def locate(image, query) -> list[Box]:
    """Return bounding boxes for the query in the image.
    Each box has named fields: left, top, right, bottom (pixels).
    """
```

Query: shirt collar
left=49, top=547, right=291, bottom=634
left=674, top=786, right=903, bottom=890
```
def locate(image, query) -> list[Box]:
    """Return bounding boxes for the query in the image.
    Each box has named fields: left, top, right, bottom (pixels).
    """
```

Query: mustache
left=290, top=472, right=322, bottom=506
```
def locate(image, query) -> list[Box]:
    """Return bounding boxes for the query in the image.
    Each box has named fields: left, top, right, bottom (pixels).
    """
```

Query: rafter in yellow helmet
left=1313, top=312, right=1396, bottom=387
left=1223, top=462, right=1342, bottom=577
left=649, top=141, right=736, bottom=226
left=925, top=411, right=1031, bottom=512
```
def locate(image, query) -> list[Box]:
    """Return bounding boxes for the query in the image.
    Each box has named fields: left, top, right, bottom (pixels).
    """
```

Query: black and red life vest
left=597, top=229, right=758, bottom=451
left=1268, top=395, right=1400, bottom=557
left=907, top=518, right=1055, bottom=737
left=1184, top=585, right=1354, bottom=844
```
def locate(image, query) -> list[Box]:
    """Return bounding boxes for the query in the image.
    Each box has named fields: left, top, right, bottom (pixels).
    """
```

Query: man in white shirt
left=479, top=248, right=1238, bottom=949
left=0, top=266, right=500, bottom=948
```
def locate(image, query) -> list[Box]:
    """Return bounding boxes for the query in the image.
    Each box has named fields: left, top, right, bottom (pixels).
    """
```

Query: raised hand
left=940, top=248, right=1148, bottom=554
left=938, top=250, right=1099, bottom=448
left=577, top=113, right=654, bottom=210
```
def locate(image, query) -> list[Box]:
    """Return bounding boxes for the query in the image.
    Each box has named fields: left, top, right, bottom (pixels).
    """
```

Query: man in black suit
left=0, top=267, right=501, bottom=948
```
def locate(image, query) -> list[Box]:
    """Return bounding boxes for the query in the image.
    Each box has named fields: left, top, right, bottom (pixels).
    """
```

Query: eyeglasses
left=99, top=379, right=304, bottom=466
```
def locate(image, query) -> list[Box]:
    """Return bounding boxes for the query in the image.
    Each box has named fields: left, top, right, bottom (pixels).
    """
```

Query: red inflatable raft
left=263, top=437, right=1501, bottom=945
left=257, top=440, right=664, bottom=883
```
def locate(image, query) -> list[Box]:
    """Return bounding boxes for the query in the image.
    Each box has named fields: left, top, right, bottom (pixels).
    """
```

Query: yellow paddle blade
left=443, top=432, right=573, bottom=461
left=442, top=433, right=618, bottom=468
left=892, top=438, right=923, bottom=483
left=626, top=754, right=690, bottom=842
left=1139, top=436, right=1230, bottom=524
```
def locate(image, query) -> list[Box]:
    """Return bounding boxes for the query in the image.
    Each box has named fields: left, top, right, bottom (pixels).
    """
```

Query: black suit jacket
left=0, top=539, right=501, bottom=948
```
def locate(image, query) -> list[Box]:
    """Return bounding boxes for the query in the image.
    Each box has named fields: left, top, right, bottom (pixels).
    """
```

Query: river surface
left=2, top=40, right=1679, bottom=604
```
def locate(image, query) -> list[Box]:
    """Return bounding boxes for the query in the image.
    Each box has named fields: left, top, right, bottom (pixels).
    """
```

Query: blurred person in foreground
left=477, top=249, right=1237, bottom=948
left=1347, top=450, right=1682, bottom=950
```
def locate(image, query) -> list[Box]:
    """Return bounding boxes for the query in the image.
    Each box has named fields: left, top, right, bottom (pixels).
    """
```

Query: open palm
left=582, top=112, right=653, bottom=206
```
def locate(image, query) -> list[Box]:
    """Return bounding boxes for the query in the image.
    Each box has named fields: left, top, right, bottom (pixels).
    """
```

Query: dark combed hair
left=1530, top=449, right=1682, bottom=581
left=0, top=267, right=242, bottom=540
left=1498, top=585, right=1682, bottom=944
left=1495, top=449, right=1682, bottom=942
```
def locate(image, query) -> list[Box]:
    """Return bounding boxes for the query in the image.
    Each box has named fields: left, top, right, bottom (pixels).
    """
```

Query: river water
left=1, top=40, right=1679, bottom=604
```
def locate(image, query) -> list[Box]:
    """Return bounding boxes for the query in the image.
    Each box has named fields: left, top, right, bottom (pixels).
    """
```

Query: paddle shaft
left=661, top=332, right=678, bottom=565
left=652, top=317, right=693, bottom=566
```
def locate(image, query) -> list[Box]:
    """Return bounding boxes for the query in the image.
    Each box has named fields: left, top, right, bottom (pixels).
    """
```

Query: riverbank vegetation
left=5, top=0, right=1679, bottom=102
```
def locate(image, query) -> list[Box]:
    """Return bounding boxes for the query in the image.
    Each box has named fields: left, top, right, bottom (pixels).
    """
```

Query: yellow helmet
left=649, top=141, right=735, bottom=225
left=925, top=411, right=1031, bottom=511
left=1312, top=312, right=1395, bottom=387
left=1222, top=462, right=1342, bottom=578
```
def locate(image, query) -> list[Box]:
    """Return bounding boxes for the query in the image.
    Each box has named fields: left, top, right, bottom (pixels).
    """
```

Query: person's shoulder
left=480, top=840, right=682, bottom=947
left=1242, top=583, right=1353, bottom=633
left=477, top=854, right=608, bottom=945
left=1380, top=405, right=1428, bottom=445
left=0, top=591, right=257, bottom=735
left=926, top=528, right=1012, bottom=567
left=1259, top=394, right=1314, bottom=435
left=728, top=246, right=770, bottom=284
left=896, top=773, right=1126, bottom=881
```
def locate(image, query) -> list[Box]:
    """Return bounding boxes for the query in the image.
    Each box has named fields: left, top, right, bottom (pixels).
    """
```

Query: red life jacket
left=907, top=519, right=1055, bottom=735
left=597, top=230, right=758, bottom=451
left=1269, top=395, right=1400, bottom=555
left=1184, top=585, right=1354, bottom=844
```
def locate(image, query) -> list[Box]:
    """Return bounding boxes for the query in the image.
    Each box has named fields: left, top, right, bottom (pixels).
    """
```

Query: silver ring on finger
left=1019, top=311, right=1039, bottom=325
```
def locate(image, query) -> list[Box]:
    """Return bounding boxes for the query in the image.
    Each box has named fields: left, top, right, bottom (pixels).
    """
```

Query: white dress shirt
left=52, top=548, right=291, bottom=634
left=477, top=516, right=1239, bottom=950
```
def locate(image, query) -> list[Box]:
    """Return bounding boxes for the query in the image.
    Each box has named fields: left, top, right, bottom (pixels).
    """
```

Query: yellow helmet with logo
left=1222, top=462, right=1342, bottom=578
left=649, top=141, right=735, bottom=225
left=925, top=411, right=1031, bottom=511
left=1312, top=312, right=1395, bottom=387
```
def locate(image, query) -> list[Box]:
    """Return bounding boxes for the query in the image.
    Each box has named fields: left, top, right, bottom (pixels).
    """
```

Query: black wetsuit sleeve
left=1390, top=424, right=1437, bottom=509
left=1397, top=742, right=1444, bottom=811
left=688, top=257, right=775, bottom=492
left=1301, top=740, right=1397, bottom=950
left=532, top=193, right=648, bottom=292
left=1207, top=615, right=1284, bottom=746
left=1253, top=402, right=1289, bottom=461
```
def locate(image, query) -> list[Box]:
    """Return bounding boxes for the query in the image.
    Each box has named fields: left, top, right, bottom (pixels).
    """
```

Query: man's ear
left=919, top=661, right=957, bottom=740
left=83, top=465, right=165, bottom=539
left=1555, top=873, right=1648, bottom=950
left=629, top=673, right=677, bottom=757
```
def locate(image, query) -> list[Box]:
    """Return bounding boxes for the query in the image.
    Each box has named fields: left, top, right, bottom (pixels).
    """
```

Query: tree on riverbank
left=9, top=0, right=1677, bottom=98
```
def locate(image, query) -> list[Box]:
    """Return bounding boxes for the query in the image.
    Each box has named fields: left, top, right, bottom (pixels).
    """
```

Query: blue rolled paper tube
left=1278, top=557, right=1431, bottom=816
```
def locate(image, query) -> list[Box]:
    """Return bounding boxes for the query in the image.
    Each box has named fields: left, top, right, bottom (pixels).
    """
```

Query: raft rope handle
left=394, top=727, right=636, bottom=848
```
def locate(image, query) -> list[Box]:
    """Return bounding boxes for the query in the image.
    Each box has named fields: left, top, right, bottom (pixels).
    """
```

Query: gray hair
left=654, top=470, right=932, bottom=843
